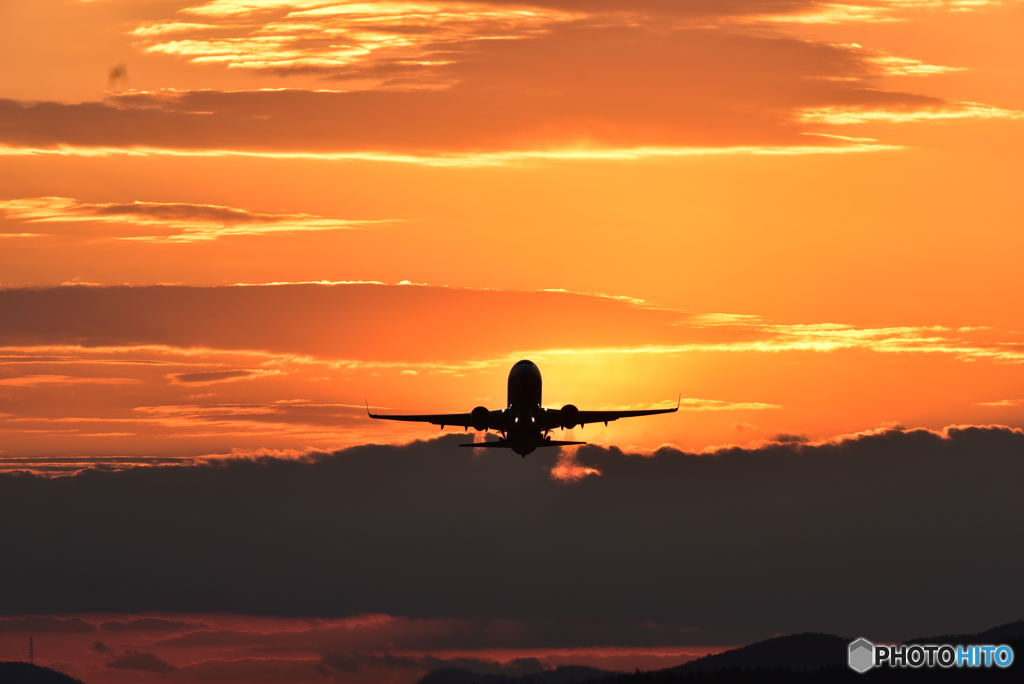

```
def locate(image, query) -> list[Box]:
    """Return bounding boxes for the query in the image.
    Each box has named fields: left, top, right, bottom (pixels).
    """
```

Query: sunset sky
left=1, top=1, right=1023, bottom=682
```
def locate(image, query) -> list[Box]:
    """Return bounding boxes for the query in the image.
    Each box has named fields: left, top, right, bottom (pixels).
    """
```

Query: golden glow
left=550, top=447, right=602, bottom=482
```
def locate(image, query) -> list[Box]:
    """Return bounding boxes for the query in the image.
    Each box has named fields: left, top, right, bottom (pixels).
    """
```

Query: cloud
left=2, top=425, right=1023, bottom=644
left=1, top=284, right=1020, bottom=365
left=799, top=101, right=1023, bottom=125
left=0, top=142, right=903, bottom=166
left=550, top=447, right=601, bottom=482
left=0, top=375, right=140, bottom=387
left=0, top=284, right=684, bottom=362
left=767, top=431, right=809, bottom=443
left=0, top=610, right=767, bottom=682
left=99, top=617, right=210, bottom=632
left=106, top=649, right=175, bottom=671
left=152, top=614, right=710, bottom=652
left=740, top=0, right=1008, bottom=25
left=0, top=9, right=996, bottom=157
left=169, top=370, right=260, bottom=385
left=0, top=197, right=385, bottom=242
left=136, top=1, right=583, bottom=81
left=678, top=398, right=781, bottom=411
left=127, top=1, right=999, bottom=82
left=128, top=402, right=367, bottom=431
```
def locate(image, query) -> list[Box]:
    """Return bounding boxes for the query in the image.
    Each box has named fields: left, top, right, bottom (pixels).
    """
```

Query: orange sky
left=4, top=10, right=1024, bottom=684
left=3, top=10, right=1024, bottom=682
left=2, top=0, right=1023, bottom=473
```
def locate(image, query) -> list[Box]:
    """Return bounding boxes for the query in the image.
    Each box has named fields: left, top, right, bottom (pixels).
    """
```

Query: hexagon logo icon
left=849, top=638, right=874, bottom=673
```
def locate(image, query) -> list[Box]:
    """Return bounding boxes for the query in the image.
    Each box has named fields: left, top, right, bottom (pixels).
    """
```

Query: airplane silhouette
left=368, top=359, right=678, bottom=456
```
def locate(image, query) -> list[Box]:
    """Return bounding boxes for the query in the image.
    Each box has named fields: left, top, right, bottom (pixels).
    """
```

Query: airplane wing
left=539, top=399, right=679, bottom=430
left=574, top=406, right=678, bottom=426
left=367, top=409, right=474, bottom=429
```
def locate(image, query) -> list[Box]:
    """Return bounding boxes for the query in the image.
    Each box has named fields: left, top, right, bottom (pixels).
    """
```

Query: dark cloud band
left=1, top=425, right=1021, bottom=645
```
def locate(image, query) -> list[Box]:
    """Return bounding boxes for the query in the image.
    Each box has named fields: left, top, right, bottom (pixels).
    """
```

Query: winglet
left=365, top=399, right=372, bottom=418
left=676, top=393, right=681, bottom=411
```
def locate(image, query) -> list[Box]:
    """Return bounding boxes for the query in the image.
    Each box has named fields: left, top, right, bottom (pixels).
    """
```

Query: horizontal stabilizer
left=456, top=444, right=585, bottom=448
left=459, top=440, right=587, bottom=448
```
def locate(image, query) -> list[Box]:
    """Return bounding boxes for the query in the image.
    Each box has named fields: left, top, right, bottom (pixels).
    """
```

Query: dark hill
left=907, top=620, right=1024, bottom=645
left=0, top=662, right=86, bottom=684
left=415, top=619, right=1024, bottom=684
left=671, top=634, right=848, bottom=673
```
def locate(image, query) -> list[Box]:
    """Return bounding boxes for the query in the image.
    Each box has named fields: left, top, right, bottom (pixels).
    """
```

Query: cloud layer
left=128, top=1, right=993, bottom=83
left=3, top=1, right=1014, bottom=157
left=2, top=425, right=1022, bottom=648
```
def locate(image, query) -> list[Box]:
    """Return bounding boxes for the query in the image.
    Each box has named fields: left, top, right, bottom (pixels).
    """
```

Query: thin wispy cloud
left=0, top=197, right=388, bottom=242
left=134, top=1, right=582, bottom=82
left=743, top=0, right=1011, bottom=25
left=167, top=370, right=270, bottom=385
left=0, top=374, right=141, bottom=387
left=0, top=143, right=904, bottom=165
left=799, top=101, right=1024, bottom=124
left=976, top=398, right=1024, bottom=407
left=532, top=330, right=1024, bottom=363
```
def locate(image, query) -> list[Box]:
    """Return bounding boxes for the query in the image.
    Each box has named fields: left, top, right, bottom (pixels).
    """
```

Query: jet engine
left=471, top=406, right=490, bottom=431
left=559, top=404, right=579, bottom=429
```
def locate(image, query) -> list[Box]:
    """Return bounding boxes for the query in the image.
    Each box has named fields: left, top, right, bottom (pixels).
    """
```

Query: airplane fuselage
left=504, top=359, right=545, bottom=456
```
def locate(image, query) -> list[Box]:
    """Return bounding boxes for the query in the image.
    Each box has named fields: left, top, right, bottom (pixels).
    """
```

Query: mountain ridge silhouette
left=0, top=661, right=86, bottom=684
left=414, top=619, right=1024, bottom=683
